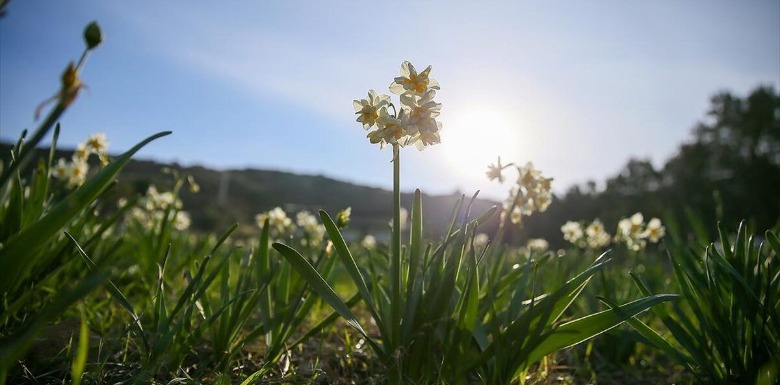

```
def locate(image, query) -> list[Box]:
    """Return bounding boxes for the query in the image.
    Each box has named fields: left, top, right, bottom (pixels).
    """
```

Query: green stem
left=391, top=143, right=401, bottom=357
left=0, top=103, right=68, bottom=192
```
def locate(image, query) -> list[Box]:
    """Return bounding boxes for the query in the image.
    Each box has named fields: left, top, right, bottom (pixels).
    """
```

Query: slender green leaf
left=0, top=131, right=172, bottom=294
left=70, top=310, right=89, bottom=385
left=319, top=210, right=381, bottom=325
left=0, top=273, right=107, bottom=369
left=272, top=242, right=377, bottom=350
left=522, top=294, right=678, bottom=368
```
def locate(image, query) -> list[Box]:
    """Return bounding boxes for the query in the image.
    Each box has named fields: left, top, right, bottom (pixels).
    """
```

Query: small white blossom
left=361, top=234, right=377, bottom=250
left=641, top=218, right=665, bottom=243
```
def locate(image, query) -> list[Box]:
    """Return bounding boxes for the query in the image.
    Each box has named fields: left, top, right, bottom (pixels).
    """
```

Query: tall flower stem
left=390, top=143, right=401, bottom=351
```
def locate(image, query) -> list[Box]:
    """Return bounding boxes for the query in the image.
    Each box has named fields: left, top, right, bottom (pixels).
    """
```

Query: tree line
left=520, top=85, right=780, bottom=247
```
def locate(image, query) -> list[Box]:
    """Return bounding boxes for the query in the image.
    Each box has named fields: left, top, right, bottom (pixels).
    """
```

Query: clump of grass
left=633, top=220, right=780, bottom=384
left=272, top=62, right=677, bottom=384
left=0, top=21, right=172, bottom=380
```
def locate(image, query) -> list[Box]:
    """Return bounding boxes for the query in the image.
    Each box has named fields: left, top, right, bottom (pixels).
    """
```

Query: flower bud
left=84, top=21, right=103, bottom=50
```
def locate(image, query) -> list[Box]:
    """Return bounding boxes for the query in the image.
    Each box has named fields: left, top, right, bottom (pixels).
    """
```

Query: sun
left=439, top=106, right=523, bottom=186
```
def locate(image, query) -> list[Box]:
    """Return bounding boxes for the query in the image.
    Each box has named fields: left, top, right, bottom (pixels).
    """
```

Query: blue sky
left=1, top=1, right=778, bottom=201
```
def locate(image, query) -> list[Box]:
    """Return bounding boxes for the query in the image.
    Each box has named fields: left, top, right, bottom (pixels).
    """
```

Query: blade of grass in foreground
left=0, top=273, right=107, bottom=370
left=319, top=210, right=382, bottom=328
left=0, top=131, right=172, bottom=294
left=70, top=309, right=89, bottom=385
left=272, top=243, right=367, bottom=337
left=521, top=294, right=679, bottom=369
left=66, top=232, right=149, bottom=352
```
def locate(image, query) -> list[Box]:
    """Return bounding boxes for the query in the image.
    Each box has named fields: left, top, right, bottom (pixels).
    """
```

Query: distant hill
left=1, top=143, right=501, bottom=240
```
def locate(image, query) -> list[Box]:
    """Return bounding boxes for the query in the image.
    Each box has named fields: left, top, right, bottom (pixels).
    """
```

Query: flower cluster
left=296, top=210, right=326, bottom=247
left=361, top=234, right=377, bottom=250
left=489, top=160, right=554, bottom=226
left=526, top=238, right=550, bottom=252
left=255, top=207, right=346, bottom=247
left=256, top=207, right=295, bottom=239
left=125, top=185, right=191, bottom=231
left=354, top=61, right=443, bottom=150
left=472, top=233, right=490, bottom=252
left=51, top=132, right=110, bottom=188
left=561, top=219, right=611, bottom=249
left=561, top=213, right=665, bottom=251
left=616, top=213, right=665, bottom=251
left=389, top=207, right=409, bottom=231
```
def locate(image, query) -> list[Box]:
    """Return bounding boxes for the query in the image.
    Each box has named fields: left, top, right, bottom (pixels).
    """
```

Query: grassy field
left=1, top=22, right=779, bottom=385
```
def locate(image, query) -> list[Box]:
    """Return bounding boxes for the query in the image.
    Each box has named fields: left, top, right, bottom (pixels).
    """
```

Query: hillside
left=1, top=143, right=501, bottom=239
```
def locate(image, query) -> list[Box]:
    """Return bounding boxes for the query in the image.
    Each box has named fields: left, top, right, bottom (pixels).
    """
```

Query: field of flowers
left=1, top=22, right=779, bottom=385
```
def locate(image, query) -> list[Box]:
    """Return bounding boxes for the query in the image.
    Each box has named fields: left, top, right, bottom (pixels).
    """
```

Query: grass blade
left=272, top=242, right=378, bottom=352
left=0, top=131, right=172, bottom=294
left=523, top=294, right=678, bottom=368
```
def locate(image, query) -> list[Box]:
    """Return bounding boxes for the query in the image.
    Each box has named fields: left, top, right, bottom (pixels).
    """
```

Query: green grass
left=2, top=20, right=779, bottom=385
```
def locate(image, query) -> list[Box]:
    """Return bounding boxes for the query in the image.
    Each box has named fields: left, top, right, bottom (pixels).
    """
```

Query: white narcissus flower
left=585, top=219, right=611, bottom=249
left=626, top=212, right=645, bottom=236
left=357, top=61, right=443, bottom=150
left=361, top=235, right=377, bottom=250
left=353, top=90, right=390, bottom=129
left=86, top=132, right=109, bottom=155
left=174, top=211, right=191, bottom=231
left=390, top=207, right=409, bottom=231
left=642, top=218, right=665, bottom=243
left=389, top=61, right=440, bottom=96
left=296, top=210, right=325, bottom=246
left=400, top=90, right=441, bottom=134
left=68, top=160, right=89, bottom=187
left=473, top=233, right=489, bottom=250
left=52, top=158, right=71, bottom=180
left=372, top=107, right=408, bottom=145
left=503, top=162, right=554, bottom=223
left=617, top=212, right=648, bottom=251
left=561, top=221, right=584, bottom=244
left=486, top=157, right=505, bottom=183
left=526, top=238, right=549, bottom=252
left=72, top=143, right=90, bottom=162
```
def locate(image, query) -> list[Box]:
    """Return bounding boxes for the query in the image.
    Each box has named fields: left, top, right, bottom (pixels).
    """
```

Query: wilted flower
left=35, top=62, right=87, bottom=120
left=486, top=157, right=506, bottom=183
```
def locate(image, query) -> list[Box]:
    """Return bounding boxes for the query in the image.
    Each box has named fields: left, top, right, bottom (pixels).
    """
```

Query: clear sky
left=1, top=1, right=778, bottom=201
